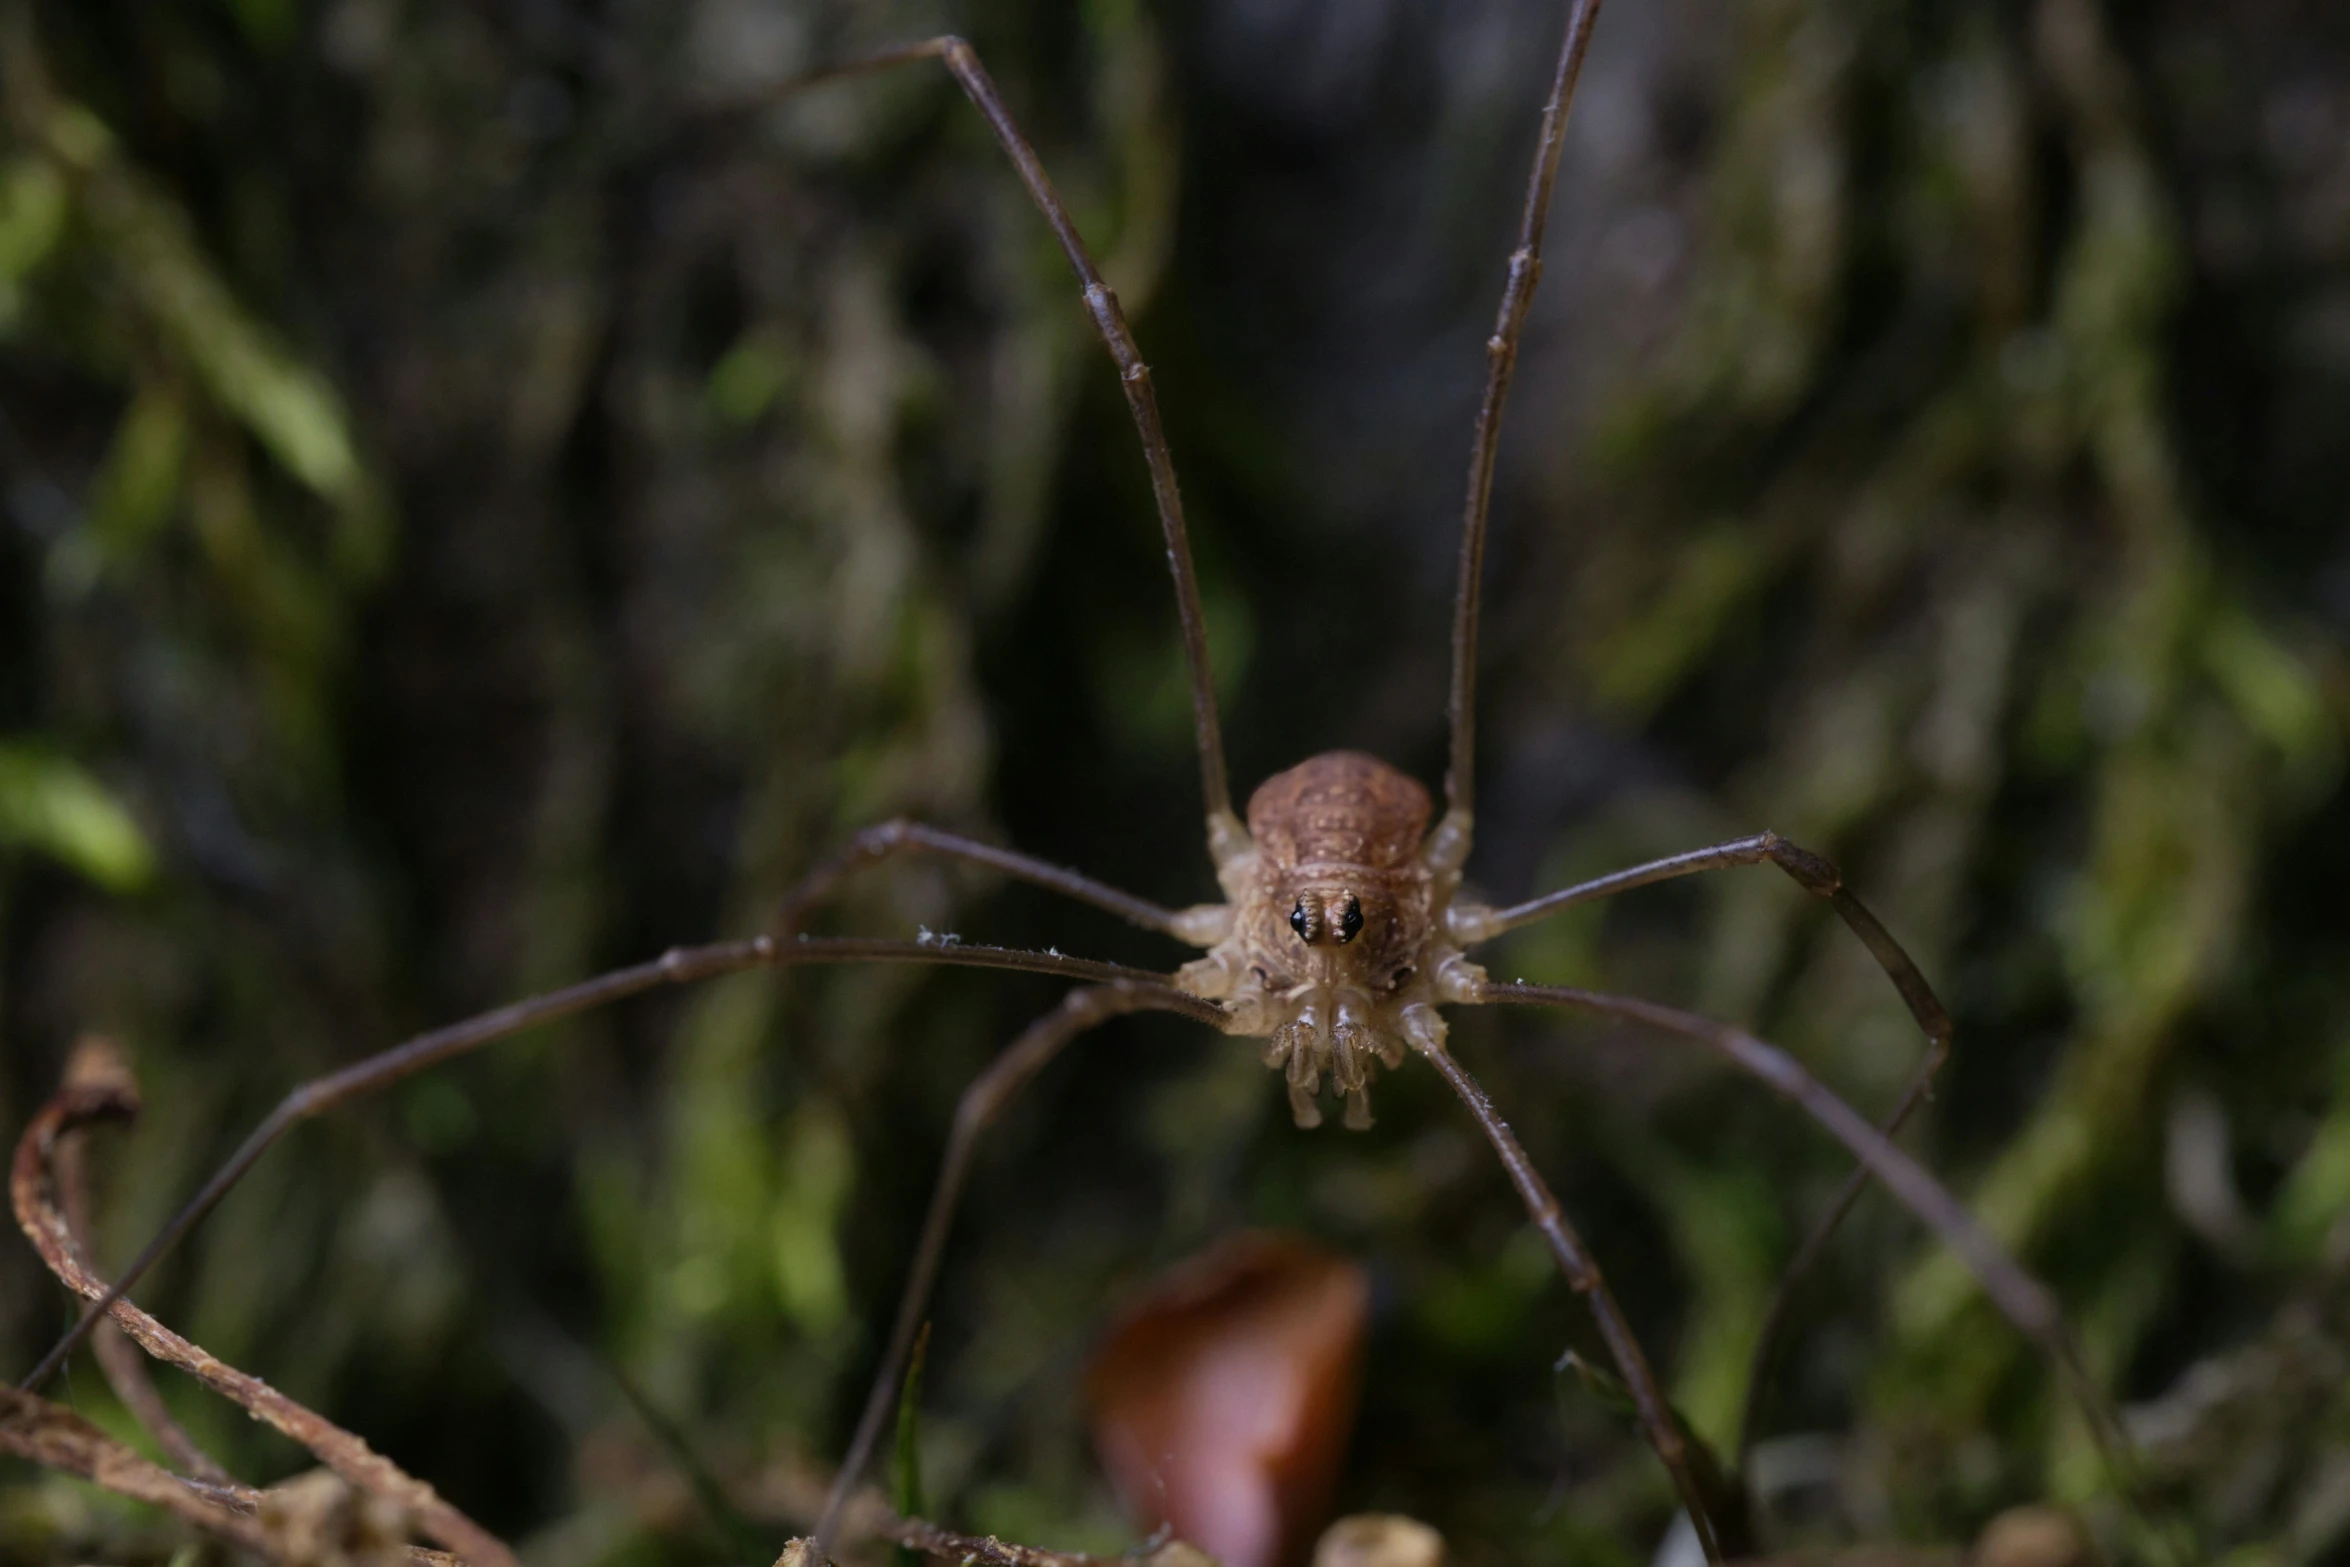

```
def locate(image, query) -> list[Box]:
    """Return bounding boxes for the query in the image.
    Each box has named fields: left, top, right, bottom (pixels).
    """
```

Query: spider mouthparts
left=1266, top=986, right=1400, bottom=1130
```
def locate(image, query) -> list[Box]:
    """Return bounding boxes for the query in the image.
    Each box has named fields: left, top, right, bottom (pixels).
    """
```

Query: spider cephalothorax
left=1176, top=751, right=1485, bottom=1128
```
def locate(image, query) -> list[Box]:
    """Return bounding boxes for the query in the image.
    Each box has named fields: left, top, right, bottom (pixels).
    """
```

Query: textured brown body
left=1177, top=751, right=1477, bottom=1129
left=1240, top=753, right=1434, bottom=998
left=1245, top=752, right=1431, bottom=871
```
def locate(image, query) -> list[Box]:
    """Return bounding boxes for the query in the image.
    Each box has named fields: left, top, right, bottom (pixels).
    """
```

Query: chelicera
left=14, top=8, right=2161, bottom=1565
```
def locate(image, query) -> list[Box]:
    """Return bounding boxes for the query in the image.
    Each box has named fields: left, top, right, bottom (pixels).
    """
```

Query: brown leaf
left=1086, top=1232, right=1370, bottom=1567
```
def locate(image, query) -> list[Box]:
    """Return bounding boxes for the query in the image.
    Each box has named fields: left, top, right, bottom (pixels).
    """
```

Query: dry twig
left=49, top=1035, right=239, bottom=1486
left=9, top=1050, right=517, bottom=1567
left=0, top=1384, right=276, bottom=1554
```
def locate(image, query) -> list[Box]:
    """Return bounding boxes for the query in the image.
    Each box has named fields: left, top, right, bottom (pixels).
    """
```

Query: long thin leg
left=774, top=818, right=1207, bottom=942
left=1445, top=0, right=1609, bottom=831
left=19, top=935, right=1222, bottom=1391
left=1735, top=1061, right=1937, bottom=1462
left=1469, top=981, right=2146, bottom=1488
left=1457, top=835, right=1954, bottom=1049
left=1449, top=831, right=1955, bottom=1454
left=786, top=40, right=1235, bottom=843
left=811, top=982, right=1214, bottom=1557
left=1416, top=1041, right=1729, bottom=1566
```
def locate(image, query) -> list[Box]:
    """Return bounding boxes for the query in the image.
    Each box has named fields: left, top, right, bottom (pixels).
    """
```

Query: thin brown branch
left=0, top=1385, right=273, bottom=1553
left=49, top=1035, right=238, bottom=1487
left=782, top=1516, right=1194, bottom=1567
left=878, top=1517, right=1134, bottom=1567
left=10, top=1068, right=519, bottom=1567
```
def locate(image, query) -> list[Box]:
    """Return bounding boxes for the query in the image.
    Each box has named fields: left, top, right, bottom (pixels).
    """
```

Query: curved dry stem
left=49, top=1035, right=238, bottom=1487
left=0, top=1385, right=274, bottom=1553
left=1446, top=0, right=1608, bottom=823
left=1416, top=1041, right=1729, bottom=1565
left=1, top=1388, right=457, bottom=1567
left=20, top=934, right=1220, bottom=1394
left=11, top=1071, right=517, bottom=1567
left=813, top=981, right=1225, bottom=1557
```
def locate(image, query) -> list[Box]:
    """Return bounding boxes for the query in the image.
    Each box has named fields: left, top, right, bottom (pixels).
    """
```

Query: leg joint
left=1762, top=832, right=1843, bottom=895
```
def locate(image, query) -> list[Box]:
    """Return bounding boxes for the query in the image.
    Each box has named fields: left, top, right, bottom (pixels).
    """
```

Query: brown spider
left=17, top=8, right=2152, bottom=1565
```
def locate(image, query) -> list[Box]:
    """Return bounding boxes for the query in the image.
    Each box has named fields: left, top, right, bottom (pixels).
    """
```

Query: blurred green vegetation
left=3, top=1, right=2348, bottom=1565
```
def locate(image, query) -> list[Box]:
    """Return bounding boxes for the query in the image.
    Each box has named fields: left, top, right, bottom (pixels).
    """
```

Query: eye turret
left=1289, top=892, right=1364, bottom=946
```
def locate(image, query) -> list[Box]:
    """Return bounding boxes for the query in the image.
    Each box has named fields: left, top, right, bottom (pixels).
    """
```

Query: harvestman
left=18, top=5, right=2142, bottom=1563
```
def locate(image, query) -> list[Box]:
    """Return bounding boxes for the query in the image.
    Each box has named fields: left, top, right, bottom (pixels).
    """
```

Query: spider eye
left=1337, top=896, right=1364, bottom=944
left=1289, top=900, right=1311, bottom=941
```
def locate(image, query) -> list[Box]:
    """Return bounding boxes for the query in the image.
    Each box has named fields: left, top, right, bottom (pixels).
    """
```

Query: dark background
left=3, top=0, right=2348, bottom=1562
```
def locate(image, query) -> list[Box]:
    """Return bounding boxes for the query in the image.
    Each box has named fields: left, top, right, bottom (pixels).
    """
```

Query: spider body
left=1177, top=752, right=1482, bottom=1129
left=8, top=14, right=2164, bottom=1567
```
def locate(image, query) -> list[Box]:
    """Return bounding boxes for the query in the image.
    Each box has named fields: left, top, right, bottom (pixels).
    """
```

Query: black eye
left=1289, top=900, right=1310, bottom=940
left=1337, top=896, right=1364, bottom=944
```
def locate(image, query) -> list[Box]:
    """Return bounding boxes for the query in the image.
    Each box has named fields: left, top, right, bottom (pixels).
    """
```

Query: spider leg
left=1416, top=1040, right=1732, bottom=1567
left=1450, top=831, right=1953, bottom=1455
left=781, top=39, right=1237, bottom=851
left=1445, top=0, right=1608, bottom=836
left=811, top=981, right=1221, bottom=1558
left=18, top=935, right=1220, bottom=1392
left=1455, top=835, right=1952, bottom=1045
left=775, top=818, right=1216, bottom=943
left=1470, top=980, right=2153, bottom=1504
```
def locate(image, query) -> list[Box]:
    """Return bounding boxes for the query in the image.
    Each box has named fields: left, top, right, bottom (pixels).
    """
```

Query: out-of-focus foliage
left=1, top=0, right=2346, bottom=1565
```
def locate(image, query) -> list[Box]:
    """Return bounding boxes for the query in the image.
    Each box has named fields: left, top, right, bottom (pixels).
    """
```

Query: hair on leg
left=1415, top=1040, right=1732, bottom=1566
left=778, top=39, right=1234, bottom=845
left=19, top=935, right=1221, bottom=1392
left=1447, top=832, right=1955, bottom=1456
left=812, top=981, right=1221, bottom=1557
